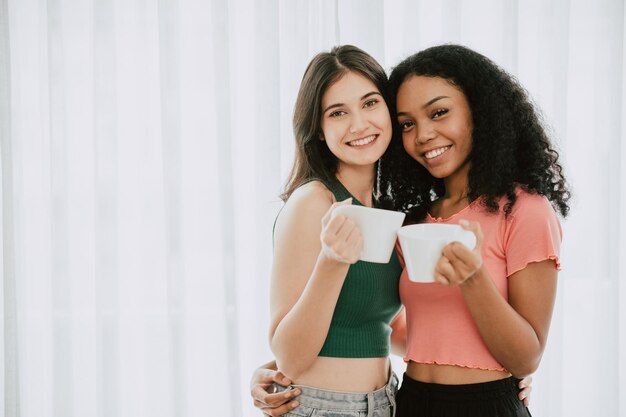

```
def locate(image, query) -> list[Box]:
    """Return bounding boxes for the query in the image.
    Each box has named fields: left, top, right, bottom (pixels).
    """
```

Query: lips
left=347, top=134, right=378, bottom=147
left=423, top=145, right=451, bottom=159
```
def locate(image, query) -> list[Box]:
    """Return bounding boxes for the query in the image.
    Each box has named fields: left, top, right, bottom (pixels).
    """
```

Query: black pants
left=396, top=374, right=531, bottom=417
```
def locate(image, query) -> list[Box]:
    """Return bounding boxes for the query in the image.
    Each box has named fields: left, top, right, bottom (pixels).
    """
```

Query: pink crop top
left=399, top=190, right=562, bottom=371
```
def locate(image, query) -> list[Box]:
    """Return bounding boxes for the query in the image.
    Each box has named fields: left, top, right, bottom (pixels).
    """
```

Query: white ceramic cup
left=331, top=205, right=406, bottom=264
left=398, top=223, right=477, bottom=283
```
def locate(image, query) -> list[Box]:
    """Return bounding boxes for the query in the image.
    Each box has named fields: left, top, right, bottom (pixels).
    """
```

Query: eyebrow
left=322, top=91, right=382, bottom=114
left=424, top=95, right=449, bottom=108
left=397, top=95, right=450, bottom=118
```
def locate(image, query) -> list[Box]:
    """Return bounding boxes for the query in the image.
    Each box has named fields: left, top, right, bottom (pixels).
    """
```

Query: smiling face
left=396, top=75, right=473, bottom=183
left=320, top=71, right=392, bottom=169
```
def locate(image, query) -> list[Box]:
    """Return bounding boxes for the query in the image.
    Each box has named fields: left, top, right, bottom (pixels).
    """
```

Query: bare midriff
left=406, top=361, right=511, bottom=384
left=293, top=357, right=390, bottom=392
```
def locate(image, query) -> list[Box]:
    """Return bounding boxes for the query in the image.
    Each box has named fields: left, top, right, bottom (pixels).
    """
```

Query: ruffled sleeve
left=504, top=192, right=562, bottom=277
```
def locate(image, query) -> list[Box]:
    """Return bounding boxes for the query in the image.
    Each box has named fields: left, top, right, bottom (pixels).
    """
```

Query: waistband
left=400, top=374, right=520, bottom=401
left=275, top=370, right=399, bottom=412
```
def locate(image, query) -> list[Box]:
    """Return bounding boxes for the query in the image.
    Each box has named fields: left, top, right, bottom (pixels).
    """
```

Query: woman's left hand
left=434, top=219, right=484, bottom=286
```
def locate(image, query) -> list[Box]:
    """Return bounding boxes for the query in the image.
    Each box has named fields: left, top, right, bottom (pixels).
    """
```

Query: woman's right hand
left=319, top=198, right=363, bottom=264
left=518, top=375, right=533, bottom=407
left=250, top=366, right=301, bottom=416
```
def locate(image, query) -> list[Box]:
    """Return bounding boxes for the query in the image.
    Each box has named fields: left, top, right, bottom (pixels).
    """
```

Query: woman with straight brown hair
left=263, top=44, right=403, bottom=417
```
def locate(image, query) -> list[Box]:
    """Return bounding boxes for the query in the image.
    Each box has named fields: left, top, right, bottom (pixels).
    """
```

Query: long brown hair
left=281, top=45, right=393, bottom=202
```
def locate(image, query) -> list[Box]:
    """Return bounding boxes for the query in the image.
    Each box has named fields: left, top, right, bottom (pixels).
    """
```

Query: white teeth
left=424, top=146, right=451, bottom=159
left=348, top=135, right=376, bottom=146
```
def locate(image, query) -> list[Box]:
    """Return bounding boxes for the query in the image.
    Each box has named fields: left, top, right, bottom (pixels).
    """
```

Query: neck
left=336, top=163, right=376, bottom=207
left=443, top=164, right=470, bottom=203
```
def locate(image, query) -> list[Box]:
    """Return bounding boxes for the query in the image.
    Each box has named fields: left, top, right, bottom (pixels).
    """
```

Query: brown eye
left=329, top=110, right=347, bottom=118
left=432, top=109, right=448, bottom=119
left=363, top=99, right=379, bottom=108
left=399, top=120, right=415, bottom=130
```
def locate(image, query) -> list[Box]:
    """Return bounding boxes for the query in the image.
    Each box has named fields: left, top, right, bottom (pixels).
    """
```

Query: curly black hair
left=383, top=44, right=570, bottom=222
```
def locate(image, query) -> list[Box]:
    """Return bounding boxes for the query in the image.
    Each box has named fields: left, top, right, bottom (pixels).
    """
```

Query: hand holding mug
left=320, top=198, right=363, bottom=264
left=434, top=219, right=484, bottom=286
left=398, top=223, right=476, bottom=283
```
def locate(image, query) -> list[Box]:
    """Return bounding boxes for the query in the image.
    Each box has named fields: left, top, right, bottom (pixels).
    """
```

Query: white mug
left=398, top=223, right=476, bottom=282
left=332, top=205, right=406, bottom=264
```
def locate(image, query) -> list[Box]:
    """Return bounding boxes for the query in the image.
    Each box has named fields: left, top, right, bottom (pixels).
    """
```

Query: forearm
left=270, top=255, right=350, bottom=378
left=389, top=310, right=407, bottom=358
left=461, top=269, right=544, bottom=377
left=390, top=334, right=407, bottom=358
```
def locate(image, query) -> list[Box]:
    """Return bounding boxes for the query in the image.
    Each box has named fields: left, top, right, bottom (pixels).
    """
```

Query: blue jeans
left=273, top=371, right=398, bottom=417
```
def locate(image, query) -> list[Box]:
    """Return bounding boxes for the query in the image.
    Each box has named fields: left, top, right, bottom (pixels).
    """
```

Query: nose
left=416, top=121, right=436, bottom=144
left=349, top=111, right=368, bottom=134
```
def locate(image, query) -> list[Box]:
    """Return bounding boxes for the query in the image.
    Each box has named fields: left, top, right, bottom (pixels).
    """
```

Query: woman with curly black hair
left=386, top=45, right=569, bottom=221
left=389, top=45, right=570, bottom=417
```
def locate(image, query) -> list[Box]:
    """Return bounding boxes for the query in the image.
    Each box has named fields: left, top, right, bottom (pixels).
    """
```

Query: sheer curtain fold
left=1, top=1, right=624, bottom=416
left=1, top=0, right=16, bottom=414
left=617, top=12, right=626, bottom=412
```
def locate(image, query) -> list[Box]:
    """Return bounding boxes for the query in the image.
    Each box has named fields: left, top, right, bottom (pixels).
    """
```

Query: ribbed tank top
left=313, top=178, right=403, bottom=358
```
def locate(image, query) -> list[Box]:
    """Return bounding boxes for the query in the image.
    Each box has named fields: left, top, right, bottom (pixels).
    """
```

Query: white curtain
left=0, top=0, right=624, bottom=416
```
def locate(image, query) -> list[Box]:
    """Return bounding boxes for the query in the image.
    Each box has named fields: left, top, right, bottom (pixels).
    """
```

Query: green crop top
left=310, top=178, right=402, bottom=358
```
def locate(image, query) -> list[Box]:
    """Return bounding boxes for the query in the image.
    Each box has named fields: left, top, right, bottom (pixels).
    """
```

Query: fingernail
left=291, top=401, right=299, bottom=408
left=282, top=377, right=290, bottom=385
